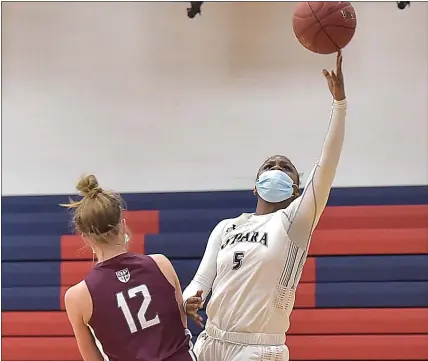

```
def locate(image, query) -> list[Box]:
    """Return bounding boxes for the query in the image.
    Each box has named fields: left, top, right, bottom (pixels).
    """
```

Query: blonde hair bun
left=76, top=175, right=101, bottom=197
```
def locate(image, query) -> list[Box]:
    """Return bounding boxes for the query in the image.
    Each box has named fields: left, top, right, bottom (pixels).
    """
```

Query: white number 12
left=116, top=284, right=160, bottom=333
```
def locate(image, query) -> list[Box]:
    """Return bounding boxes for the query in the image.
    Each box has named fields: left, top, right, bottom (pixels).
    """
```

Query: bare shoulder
left=149, top=253, right=170, bottom=264
left=64, top=280, right=92, bottom=325
left=148, top=254, right=176, bottom=287
left=149, top=253, right=173, bottom=272
left=65, top=280, right=87, bottom=306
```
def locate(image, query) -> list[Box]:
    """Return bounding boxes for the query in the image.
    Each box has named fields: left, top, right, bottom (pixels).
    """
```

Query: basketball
left=292, top=2, right=357, bottom=54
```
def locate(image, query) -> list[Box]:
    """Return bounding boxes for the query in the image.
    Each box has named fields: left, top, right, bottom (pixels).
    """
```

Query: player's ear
left=120, top=219, right=131, bottom=245
left=120, top=218, right=127, bottom=233
left=253, top=187, right=257, bottom=196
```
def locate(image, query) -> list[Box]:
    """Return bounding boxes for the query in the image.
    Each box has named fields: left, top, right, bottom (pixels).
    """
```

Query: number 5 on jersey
left=116, top=284, right=160, bottom=333
left=233, top=251, right=245, bottom=270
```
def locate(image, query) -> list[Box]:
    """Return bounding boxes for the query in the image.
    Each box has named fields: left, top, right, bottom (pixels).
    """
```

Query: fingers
left=192, top=314, right=204, bottom=328
left=186, top=297, right=201, bottom=306
left=187, top=296, right=202, bottom=304
left=336, top=51, right=343, bottom=75
left=325, top=50, right=343, bottom=80
left=323, top=69, right=331, bottom=80
left=336, top=50, right=341, bottom=66
left=187, top=311, right=203, bottom=327
left=184, top=290, right=205, bottom=327
left=185, top=307, right=204, bottom=327
left=187, top=290, right=203, bottom=307
left=186, top=301, right=203, bottom=311
left=185, top=291, right=204, bottom=313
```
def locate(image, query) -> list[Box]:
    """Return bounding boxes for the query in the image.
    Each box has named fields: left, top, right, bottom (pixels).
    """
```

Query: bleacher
left=2, top=185, right=428, bottom=360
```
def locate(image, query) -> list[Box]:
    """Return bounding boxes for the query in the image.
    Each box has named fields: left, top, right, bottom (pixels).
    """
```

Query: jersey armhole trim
left=82, top=279, right=95, bottom=327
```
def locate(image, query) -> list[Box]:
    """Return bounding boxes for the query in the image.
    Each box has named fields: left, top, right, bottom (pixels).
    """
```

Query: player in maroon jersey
left=63, top=175, right=197, bottom=361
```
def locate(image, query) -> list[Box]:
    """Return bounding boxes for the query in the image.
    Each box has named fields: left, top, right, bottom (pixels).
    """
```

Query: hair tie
left=89, top=187, right=102, bottom=199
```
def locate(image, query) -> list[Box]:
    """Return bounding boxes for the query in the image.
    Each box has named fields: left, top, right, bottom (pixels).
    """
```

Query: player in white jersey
left=182, top=52, right=347, bottom=361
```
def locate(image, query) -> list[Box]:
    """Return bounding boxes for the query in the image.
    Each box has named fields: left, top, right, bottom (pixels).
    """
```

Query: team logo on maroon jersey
left=116, top=268, right=130, bottom=283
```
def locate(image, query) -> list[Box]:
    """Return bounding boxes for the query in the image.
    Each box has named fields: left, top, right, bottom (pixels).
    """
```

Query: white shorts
left=193, top=326, right=289, bottom=361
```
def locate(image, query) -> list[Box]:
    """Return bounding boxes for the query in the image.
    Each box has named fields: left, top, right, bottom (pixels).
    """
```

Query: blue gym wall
left=3, top=186, right=428, bottom=360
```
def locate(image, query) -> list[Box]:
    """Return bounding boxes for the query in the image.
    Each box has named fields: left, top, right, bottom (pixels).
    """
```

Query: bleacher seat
left=316, top=281, right=428, bottom=308
left=2, top=235, right=61, bottom=261
left=316, top=255, right=428, bottom=282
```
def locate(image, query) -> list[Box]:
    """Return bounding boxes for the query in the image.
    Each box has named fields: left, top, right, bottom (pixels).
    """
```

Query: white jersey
left=183, top=99, right=347, bottom=337
left=206, top=209, right=308, bottom=334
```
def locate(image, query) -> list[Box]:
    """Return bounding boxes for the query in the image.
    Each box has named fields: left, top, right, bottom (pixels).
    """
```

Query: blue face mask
left=255, top=170, right=296, bottom=203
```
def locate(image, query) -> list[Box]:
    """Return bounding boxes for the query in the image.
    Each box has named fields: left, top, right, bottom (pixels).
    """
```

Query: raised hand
left=323, top=51, right=346, bottom=101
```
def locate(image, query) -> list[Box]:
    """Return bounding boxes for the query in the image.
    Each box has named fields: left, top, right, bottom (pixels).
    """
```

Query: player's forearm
left=309, top=98, right=347, bottom=220
left=310, top=98, right=347, bottom=217
left=183, top=277, right=211, bottom=303
left=182, top=219, right=227, bottom=303
left=318, top=98, right=347, bottom=174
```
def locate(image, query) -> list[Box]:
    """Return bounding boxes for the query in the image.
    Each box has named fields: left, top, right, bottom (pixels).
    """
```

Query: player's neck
left=95, top=245, right=127, bottom=263
left=255, top=199, right=292, bottom=215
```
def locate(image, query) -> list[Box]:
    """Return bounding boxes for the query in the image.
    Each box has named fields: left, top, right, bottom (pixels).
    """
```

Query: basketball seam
left=312, top=26, right=325, bottom=52
left=323, top=24, right=356, bottom=30
left=307, top=1, right=340, bottom=53
left=293, top=15, right=320, bottom=36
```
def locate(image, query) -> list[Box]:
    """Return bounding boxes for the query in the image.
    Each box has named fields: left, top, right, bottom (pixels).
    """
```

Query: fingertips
left=323, top=69, right=331, bottom=79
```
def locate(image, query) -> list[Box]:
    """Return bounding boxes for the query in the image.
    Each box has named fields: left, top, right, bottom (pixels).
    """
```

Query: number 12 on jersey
left=233, top=251, right=245, bottom=270
left=116, top=284, right=160, bottom=333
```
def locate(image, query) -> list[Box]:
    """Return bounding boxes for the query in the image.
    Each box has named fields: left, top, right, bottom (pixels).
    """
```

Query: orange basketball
left=293, top=2, right=357, bottom=54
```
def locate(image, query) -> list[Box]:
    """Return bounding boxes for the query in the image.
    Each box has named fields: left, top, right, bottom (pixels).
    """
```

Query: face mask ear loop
left=292, top=184, right=300, bottom=198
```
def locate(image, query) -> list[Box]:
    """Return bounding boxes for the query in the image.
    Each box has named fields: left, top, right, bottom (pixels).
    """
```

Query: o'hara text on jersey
left=221, top=226, right=269, bottom=250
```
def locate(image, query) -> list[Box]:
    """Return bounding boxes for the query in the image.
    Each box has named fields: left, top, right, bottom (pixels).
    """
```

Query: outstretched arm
left=283, top=52, right=347, bottom=250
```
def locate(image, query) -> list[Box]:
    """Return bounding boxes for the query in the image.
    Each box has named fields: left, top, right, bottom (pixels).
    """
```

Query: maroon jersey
left=85, top=253, right=196, bottom=361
